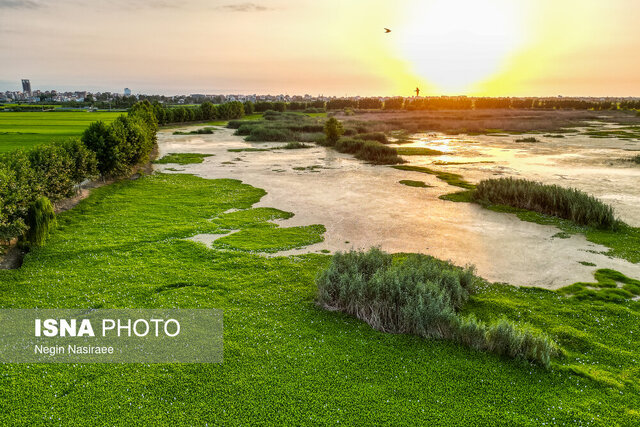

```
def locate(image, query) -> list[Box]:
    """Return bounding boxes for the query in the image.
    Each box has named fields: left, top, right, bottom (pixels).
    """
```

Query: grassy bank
left=0, top=173, right=639, bottom=424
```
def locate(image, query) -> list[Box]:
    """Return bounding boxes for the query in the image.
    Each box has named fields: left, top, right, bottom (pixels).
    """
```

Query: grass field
left=0, top=173, right=638, bottom=425
left=0, top=111, right=122, bottom=153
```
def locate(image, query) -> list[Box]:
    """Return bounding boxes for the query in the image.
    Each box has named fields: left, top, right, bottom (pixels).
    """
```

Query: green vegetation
left=579, top=261, right=596, bottom=266
left=229, top=111, right=326, bottom=143
left=0, top=111, right=121, bottom=153
left=392, top=165, right=475, bottom=189
left=154, top=153, right=214, bottom=165
left=324, top=117, right=344, bottom=145
left=515, top=137, right=539, bottom=143
left=227, top=148, right=270, bottom=152
left=333, top=138, right=403, bottom=164
left=2, top=173, right=640, bottom=424
left=316, top=249, right=557, bottom=367
left=172, top=127, right=216, bottom=135
left=153, top=101, right=245, bottom=126
left=632, top=154, right=640, bottom=164
left=472, top=178, right=617, bottom=229
left=352, top=132, right=388, bottom=144
left=558, top=269, right=640, bottom=302
left=0, top=139, right=97, bottom=240
left=396, top=146, right=445, bottom=156
left=24, top=196, right=55, bottom=247
left=399, top=179, right=431, bottom=188
left=0, top=102, right=156, bottom=242
left=82, top=102, right=157, bottom=177
left=280, top=142, right=312, bottom=149
left=584, top=128, right=640, bottom=140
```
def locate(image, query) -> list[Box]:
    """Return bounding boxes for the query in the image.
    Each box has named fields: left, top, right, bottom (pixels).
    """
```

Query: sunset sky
left=1, top=0, right=639, bottom=96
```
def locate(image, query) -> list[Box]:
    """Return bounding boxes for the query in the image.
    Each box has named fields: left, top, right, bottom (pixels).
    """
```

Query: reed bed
left=472, top=177, right=617, bottom=229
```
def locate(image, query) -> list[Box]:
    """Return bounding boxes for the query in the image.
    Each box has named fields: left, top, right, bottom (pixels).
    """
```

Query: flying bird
left=384, top=28, right=391, bottom=33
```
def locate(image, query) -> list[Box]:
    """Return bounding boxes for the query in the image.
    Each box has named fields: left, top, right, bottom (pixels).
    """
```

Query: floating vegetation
left=154, top=153, right=214, bottom=165
left=396, top=147, right=446, bottom=156
left=392, top=165, right=475, bottom=189
left=399, top=180, right=432, bottom=188
left=173, top=127, right=216, bottom=135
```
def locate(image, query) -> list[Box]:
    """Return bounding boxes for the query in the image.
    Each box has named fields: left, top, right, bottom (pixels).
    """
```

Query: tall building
left=21, top=79, right=31, bottom=94
left=124, top=88, right=131, bottom=96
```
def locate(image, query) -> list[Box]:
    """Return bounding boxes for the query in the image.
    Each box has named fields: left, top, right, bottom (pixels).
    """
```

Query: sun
left=394, top=0, right=528, bottom=94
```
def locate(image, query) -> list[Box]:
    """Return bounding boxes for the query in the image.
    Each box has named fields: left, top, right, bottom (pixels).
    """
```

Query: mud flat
left=156, top=125, right=640, bottom=289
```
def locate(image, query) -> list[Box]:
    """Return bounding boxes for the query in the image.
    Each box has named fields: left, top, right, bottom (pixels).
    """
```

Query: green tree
left=324, top=117, right=344, bottom=146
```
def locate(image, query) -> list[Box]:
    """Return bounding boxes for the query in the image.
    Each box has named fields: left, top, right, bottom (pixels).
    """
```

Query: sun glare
left=395, top=0, right=528, bottom=94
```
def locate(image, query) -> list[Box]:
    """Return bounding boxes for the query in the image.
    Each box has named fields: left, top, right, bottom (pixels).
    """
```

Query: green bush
left=0, top=140, right=97, bottom=241
left=472, top=177, right=617, bottom=229
left=324, top=117, right=344, bottom=145
left=316, top=249, right=558, bottom=367
left=25, top=196, right=56, bottom=247
left=354, top=132, right=388, bottom=144
left=334, top=139, right=403, bottom=164
left=234, top=123, right=262, bottom=136
left=245, top=127, right=298, bottom=142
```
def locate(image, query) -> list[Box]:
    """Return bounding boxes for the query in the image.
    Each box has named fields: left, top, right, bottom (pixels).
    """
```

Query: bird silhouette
left=384, top=28, right=391, bottom=33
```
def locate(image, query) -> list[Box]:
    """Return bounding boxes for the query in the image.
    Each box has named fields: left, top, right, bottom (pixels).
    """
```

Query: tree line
left=0, top=101, right=159, bottom=244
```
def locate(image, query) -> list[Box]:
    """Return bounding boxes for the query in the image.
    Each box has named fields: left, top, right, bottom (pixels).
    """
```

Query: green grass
left=153, top=153, right=214, bottom=165
left=558, top=269, right=640, bottom=302
left=396, top=147, right=446, bottom=156
left=0, top=111, right=123, bottom=152
left=1, top=173, right=639, bottom=424
left=392, top=165, right=476, bottom=189
left=399, top=179, right=432, bottom=188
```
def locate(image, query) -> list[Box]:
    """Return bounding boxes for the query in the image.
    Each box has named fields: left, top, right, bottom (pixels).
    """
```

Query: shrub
left=515, top=137, right=539, bottom=143
left=472, top=177, right=617, bottom=229
left=316, top=249, right=558, bottom=367
left=324, top=118, right=344, bottom=145
left=281, top=142, right=311, bottom=149
left=633, top=154, right=640, bottom=164
left=333, top=139, right=403, bottom=164
left=245, top=127, right=298, bottom=142
left=25, top=196, right=55, bottom=247
left=353, top=132, right=388, bottom=144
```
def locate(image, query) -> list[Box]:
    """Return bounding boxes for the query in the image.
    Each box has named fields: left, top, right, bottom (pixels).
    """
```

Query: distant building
left=124, top=88, right=131, bottom=96
left=21, top=79, right=31, bottom=94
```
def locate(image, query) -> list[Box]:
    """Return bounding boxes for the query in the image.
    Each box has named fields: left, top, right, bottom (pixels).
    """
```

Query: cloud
left=219, top=2, right=272, bottom=12
left=0, top=0, right=42, bottom=9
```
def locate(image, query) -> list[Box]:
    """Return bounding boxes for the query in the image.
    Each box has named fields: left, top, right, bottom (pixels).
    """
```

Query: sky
left=1, top=0, right=639, bottom=97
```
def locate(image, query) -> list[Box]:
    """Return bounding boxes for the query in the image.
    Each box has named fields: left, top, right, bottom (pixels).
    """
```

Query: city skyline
left=1, top=0, right=639, bottom=97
